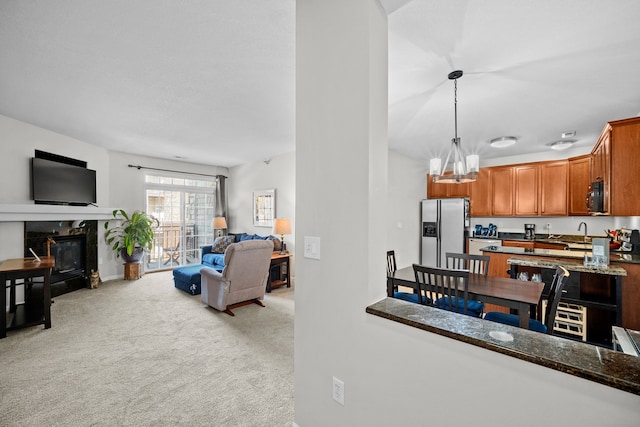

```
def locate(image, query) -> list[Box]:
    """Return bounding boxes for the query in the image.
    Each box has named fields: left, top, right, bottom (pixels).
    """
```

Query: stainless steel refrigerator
left=420, top=198, right=470, bottom=267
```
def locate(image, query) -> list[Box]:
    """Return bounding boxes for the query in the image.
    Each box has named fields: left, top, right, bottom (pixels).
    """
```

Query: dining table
left=387, top=266, right=546, bottom=329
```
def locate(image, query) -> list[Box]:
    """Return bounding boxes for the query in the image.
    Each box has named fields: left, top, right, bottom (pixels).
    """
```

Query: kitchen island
left=481, top=244, right=640, bottom=342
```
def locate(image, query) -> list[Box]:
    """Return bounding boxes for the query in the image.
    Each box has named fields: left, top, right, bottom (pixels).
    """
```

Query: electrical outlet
left=332, top=376, right=344, bottom=405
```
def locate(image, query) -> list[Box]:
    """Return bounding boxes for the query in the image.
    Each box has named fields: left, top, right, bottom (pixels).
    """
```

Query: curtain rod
left=127, top=164, right=227, bottom=179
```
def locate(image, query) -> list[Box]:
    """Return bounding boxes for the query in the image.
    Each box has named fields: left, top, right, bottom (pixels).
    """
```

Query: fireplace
left=24, top=220, right=98, bottom=296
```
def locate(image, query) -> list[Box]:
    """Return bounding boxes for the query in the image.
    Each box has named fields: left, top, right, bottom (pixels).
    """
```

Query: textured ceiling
left=1, top=1, right=640, bottom=168
left=383, top=0, right=640, bottom=164
left=0, top=1, right=295, bottom=167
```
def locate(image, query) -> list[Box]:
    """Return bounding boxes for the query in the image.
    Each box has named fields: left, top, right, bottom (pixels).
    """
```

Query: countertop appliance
left=524, top=224, right=536, bottom=240
left=421, top=198, right=469, bottom=267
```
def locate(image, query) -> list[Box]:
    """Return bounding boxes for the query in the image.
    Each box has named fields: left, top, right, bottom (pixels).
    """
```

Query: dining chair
left=445, top=252, right=490, bottom=276
left=483, top=266, right=570, bottom=333
left=412, top=264, right=483, bottom=317
left=388, top=251, right=426, bottom=304
left=443, top=252, right=488, bottom=315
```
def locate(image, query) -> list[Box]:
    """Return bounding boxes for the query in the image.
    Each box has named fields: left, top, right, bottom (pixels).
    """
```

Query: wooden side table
left=268, top=253, right=291, bottom=292
left=1, top=256, right=55, bottom=339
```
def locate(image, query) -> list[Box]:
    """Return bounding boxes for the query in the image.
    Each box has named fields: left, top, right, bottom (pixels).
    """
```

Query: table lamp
left=213, top=217, right=227, bottom=238
left=273, top=218, right=291, bottom=254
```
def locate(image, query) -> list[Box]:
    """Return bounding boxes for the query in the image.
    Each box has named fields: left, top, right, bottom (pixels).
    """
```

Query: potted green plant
left=104, top=209, right=158, bottom=264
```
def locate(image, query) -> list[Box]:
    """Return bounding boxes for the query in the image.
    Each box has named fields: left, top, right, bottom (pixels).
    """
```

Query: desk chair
left=484, top=266, right=570, bottom=333
left=445, top=252, right=489, bottom=276
left=413, top=264, right=483, bottom=317
left=388, top=251, right=427, bottom=305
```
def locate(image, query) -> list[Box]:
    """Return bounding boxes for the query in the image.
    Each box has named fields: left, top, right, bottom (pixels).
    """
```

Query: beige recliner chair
left=200, top=240, right=274, bottom=316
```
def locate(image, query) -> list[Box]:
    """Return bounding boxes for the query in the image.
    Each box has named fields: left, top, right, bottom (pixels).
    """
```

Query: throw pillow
left=267, top=235, right=282, bottom=252
left=212, top=235, right=234, bottom=253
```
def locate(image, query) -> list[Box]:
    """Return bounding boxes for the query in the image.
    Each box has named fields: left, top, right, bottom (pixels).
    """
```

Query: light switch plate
left=304, top=236, right=321, bottom=259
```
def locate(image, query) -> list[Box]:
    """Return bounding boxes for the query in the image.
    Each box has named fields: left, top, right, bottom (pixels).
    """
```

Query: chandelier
left=429, top=70, right=479, bottom=183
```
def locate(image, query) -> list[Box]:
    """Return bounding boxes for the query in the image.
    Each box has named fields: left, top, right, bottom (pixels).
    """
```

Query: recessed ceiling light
left=489, top=136, right=517, bottom=148
left=561, top=130, right=576, bottom=138
left=548, top=140, right=576, bottom=150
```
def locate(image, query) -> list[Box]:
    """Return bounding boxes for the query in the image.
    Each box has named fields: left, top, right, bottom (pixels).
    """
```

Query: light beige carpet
left=0, top=271, right=294, bottom=426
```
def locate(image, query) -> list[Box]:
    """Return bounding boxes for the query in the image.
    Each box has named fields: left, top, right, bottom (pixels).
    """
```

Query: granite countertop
left=480, top=244, right=640, bottom=265
left=366, top=297, right=640, bottom=396
left=507, top=257, right=627, bottom=276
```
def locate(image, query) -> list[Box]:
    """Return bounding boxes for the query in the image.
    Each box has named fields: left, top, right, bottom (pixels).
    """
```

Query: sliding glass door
left=145, top=175, right=215, bottom=271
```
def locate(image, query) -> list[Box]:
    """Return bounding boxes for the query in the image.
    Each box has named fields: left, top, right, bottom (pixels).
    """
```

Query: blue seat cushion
left=483, top=311, right=547, bottom=333
left=393, top=292, right=431, bottom=305
left=202, top=253, right=226, bottom=270
left=434, top=296, right=484, bottom=317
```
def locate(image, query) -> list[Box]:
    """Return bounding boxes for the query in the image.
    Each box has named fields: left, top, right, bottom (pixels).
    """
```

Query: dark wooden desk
left=1, top=256, right=55, bottom=338
left=267, top=253, right=291, bottom=292
left=387, top=266, right=545, bottom=329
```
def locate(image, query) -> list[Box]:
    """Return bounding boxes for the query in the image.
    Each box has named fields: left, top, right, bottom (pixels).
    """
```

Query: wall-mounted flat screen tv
left=31, top=157, right=97, bottom=205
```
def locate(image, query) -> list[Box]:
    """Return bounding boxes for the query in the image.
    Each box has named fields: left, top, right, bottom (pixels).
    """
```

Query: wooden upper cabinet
left=608, top=117, right=640, bottom=216
left=514, top=164, right=539, bottom=216
left=469, top=168, right=491, bottom=216
left=491, top=166, right=514, bottom=216
left=427, top=174, right=448, bottom=198
left=568, top=155, right=591, bottom=215
left=540, top=160, right=568, bottom=216
left=591, top=127, right=611, bottom=213
left=427, top=172, right=471, bottom=199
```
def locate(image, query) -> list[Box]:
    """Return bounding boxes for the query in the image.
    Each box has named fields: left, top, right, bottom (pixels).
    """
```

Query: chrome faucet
left=578, top=221, right=588, bottom=243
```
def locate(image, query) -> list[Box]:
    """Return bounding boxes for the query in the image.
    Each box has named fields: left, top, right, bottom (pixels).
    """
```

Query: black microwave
left=587, top=181, right=604, bottom=213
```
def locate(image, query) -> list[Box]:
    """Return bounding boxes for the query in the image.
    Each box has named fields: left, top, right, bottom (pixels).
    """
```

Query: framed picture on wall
left=253, top=189, right=275, bottom=227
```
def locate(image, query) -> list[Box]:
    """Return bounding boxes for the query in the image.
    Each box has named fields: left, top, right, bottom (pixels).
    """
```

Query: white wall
left=0, top=114, right=112, bottom=263
left=386, top=150, right=426, bottom=268
left=0, top=114, right=229, bottom=280
left=227, top=151, right=296, bottom=256
left=294, top=2, right=640, bottom=426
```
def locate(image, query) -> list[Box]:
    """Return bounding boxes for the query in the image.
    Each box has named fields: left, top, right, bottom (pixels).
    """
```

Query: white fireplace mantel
left=0, top=204, right=117, bottom=222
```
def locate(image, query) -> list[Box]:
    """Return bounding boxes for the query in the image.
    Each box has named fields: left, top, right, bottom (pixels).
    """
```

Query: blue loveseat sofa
left=201, top=232, right=282, bottom=271
left=173, top=233, right=282, bottom=295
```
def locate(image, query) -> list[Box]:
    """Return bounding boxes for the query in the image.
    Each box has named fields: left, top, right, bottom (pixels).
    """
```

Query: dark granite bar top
left=507, top=257, right=627, bottom=276
left=366, top=297, right=640, bottom=396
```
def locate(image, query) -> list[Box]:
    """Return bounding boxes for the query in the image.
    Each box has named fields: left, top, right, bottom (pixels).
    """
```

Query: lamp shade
left=213, top=217, right=227, bottom=229
left=273, top=218, right=291, bottom=235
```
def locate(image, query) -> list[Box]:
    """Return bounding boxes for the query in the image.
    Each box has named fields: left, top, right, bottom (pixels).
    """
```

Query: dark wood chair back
left=445, top=252, right=489, bottom=276
left=543, top=266, right=570, bottom=334
left=412, top=264, right=471, bottom=314
left=386, top=250, right=397, bottom=275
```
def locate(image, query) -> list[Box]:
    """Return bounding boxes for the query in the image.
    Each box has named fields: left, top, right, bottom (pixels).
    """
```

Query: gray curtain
left=215, top=174, right=228, bottom=222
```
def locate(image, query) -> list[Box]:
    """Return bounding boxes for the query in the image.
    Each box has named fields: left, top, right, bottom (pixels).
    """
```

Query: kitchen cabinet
left=426, top=173, right=471, bottom=199
left=597, top=117, right=640, bottom=216
left=469, top=168, right=491, bottom=216
left=540, top=160, right=568, bottom=216
left=427, top=174, right=448, bottom=198
left=490, top=166, right=514, bottom=216
left=568, top=155, right=591, bottom=215
left=591, top=128, right=611, bottom=213
left=514, top=164, right=539, bottom=216
left=502, top=240, right=534, bottom=249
